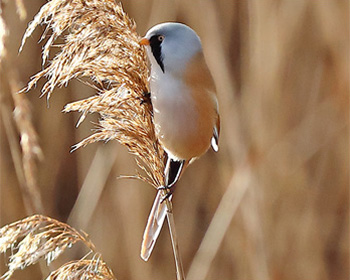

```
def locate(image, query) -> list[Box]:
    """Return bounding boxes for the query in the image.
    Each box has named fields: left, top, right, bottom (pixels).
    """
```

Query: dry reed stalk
left=1, top=81, right=44, bottom=214
left=0, top=1, right=44, bottom=214
left=18, top=0, right=183, bottom=278
left=187, top=165, right=252, bottom=280
left=10, top=71, right=44, bottom=214
left=67, top=145, right=119, bottom=230
left=0, top=215, right=116, bottom=280
left=0, top=7, right=7, bottom=63
left=15, top=0, right=26, bottom=20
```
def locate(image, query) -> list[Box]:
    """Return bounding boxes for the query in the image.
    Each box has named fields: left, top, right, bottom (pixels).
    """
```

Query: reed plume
left=20, top=0, right=165, bottom=188
left=45, top=257, right=115, bottom=280
left=0, top=215, right=115, bottom=280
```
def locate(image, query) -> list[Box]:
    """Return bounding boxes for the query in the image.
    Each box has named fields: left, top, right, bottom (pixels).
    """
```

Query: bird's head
left=140, top=22, right=202, bottom=75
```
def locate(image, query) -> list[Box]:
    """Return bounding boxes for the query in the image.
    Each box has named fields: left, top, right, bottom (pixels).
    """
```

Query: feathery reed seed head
left=0, top=215, right=105, bottom=280
left=45, top=256, right=116, bottom=280
left=20, top=0, right=165, bottom=187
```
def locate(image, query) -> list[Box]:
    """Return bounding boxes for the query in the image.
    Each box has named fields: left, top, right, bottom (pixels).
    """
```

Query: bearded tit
left=139, top=22, right=220, bottom=261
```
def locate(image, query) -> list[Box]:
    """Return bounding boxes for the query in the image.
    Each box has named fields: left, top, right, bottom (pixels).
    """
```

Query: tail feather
left=140, top=158, right=188, bottom=261
left=140, top=191, right=170, bottom=261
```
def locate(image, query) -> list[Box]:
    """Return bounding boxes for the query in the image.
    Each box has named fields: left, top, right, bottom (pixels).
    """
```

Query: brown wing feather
left=185, top=52, right=220, bottom=152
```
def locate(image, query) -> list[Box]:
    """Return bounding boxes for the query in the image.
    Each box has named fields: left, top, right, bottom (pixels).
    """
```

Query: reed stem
left=166, top=199, right=185, bottom=280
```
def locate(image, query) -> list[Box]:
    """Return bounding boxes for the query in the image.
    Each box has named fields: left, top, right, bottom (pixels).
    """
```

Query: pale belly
left=150, top=75, right=214, bottom=160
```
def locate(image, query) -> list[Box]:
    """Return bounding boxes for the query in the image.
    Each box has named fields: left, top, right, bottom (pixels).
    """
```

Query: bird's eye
left=157, top=35, right=165, bottom=42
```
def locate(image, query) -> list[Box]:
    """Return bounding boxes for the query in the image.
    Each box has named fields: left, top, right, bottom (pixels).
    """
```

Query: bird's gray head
left=141, top=22, right=202, bottom=75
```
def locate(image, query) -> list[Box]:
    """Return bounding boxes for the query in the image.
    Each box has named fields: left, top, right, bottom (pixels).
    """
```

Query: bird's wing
left=141, top=191, right=169, bottom=261
left=184, top=52, right=220, bottom=152
left=211, top=112, right=220, bottom=152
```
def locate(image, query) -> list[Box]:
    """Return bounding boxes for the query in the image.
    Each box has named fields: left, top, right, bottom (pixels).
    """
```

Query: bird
left=139, top=22, right=220, bottom=261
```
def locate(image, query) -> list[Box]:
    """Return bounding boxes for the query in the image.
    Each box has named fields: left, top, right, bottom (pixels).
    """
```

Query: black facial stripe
left=149, top=35, right=164, bottom=73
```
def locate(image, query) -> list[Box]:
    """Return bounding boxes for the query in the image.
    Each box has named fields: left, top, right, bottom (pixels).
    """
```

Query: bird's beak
left=140, top=37, right=150, bottom=46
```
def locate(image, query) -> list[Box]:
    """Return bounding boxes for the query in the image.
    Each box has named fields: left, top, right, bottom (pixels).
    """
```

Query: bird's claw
left=157, top=183, right=176, bottom=203
left=139, top=91, right=151, bottom=105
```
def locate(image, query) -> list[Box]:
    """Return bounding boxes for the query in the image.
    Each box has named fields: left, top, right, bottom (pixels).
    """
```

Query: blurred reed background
left=0, top=0, right=349, bottom=279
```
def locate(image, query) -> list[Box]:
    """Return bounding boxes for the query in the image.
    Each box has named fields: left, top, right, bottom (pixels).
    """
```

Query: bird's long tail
left=140, top=158, right=188, bottom=261
left=140, top=191, right=170, bottom=261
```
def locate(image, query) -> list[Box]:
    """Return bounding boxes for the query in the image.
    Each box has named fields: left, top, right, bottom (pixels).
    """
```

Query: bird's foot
left=139, top=91, right=151, bottom=105
left=158, top=183, right=176, bottom=203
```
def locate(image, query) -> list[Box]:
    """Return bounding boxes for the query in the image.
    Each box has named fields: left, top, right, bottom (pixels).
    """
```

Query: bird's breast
left=150, top=72, right=215, bottom=160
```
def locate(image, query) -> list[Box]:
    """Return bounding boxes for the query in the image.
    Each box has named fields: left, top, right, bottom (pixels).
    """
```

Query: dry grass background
left=0, top=0, right=349, bottom=280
